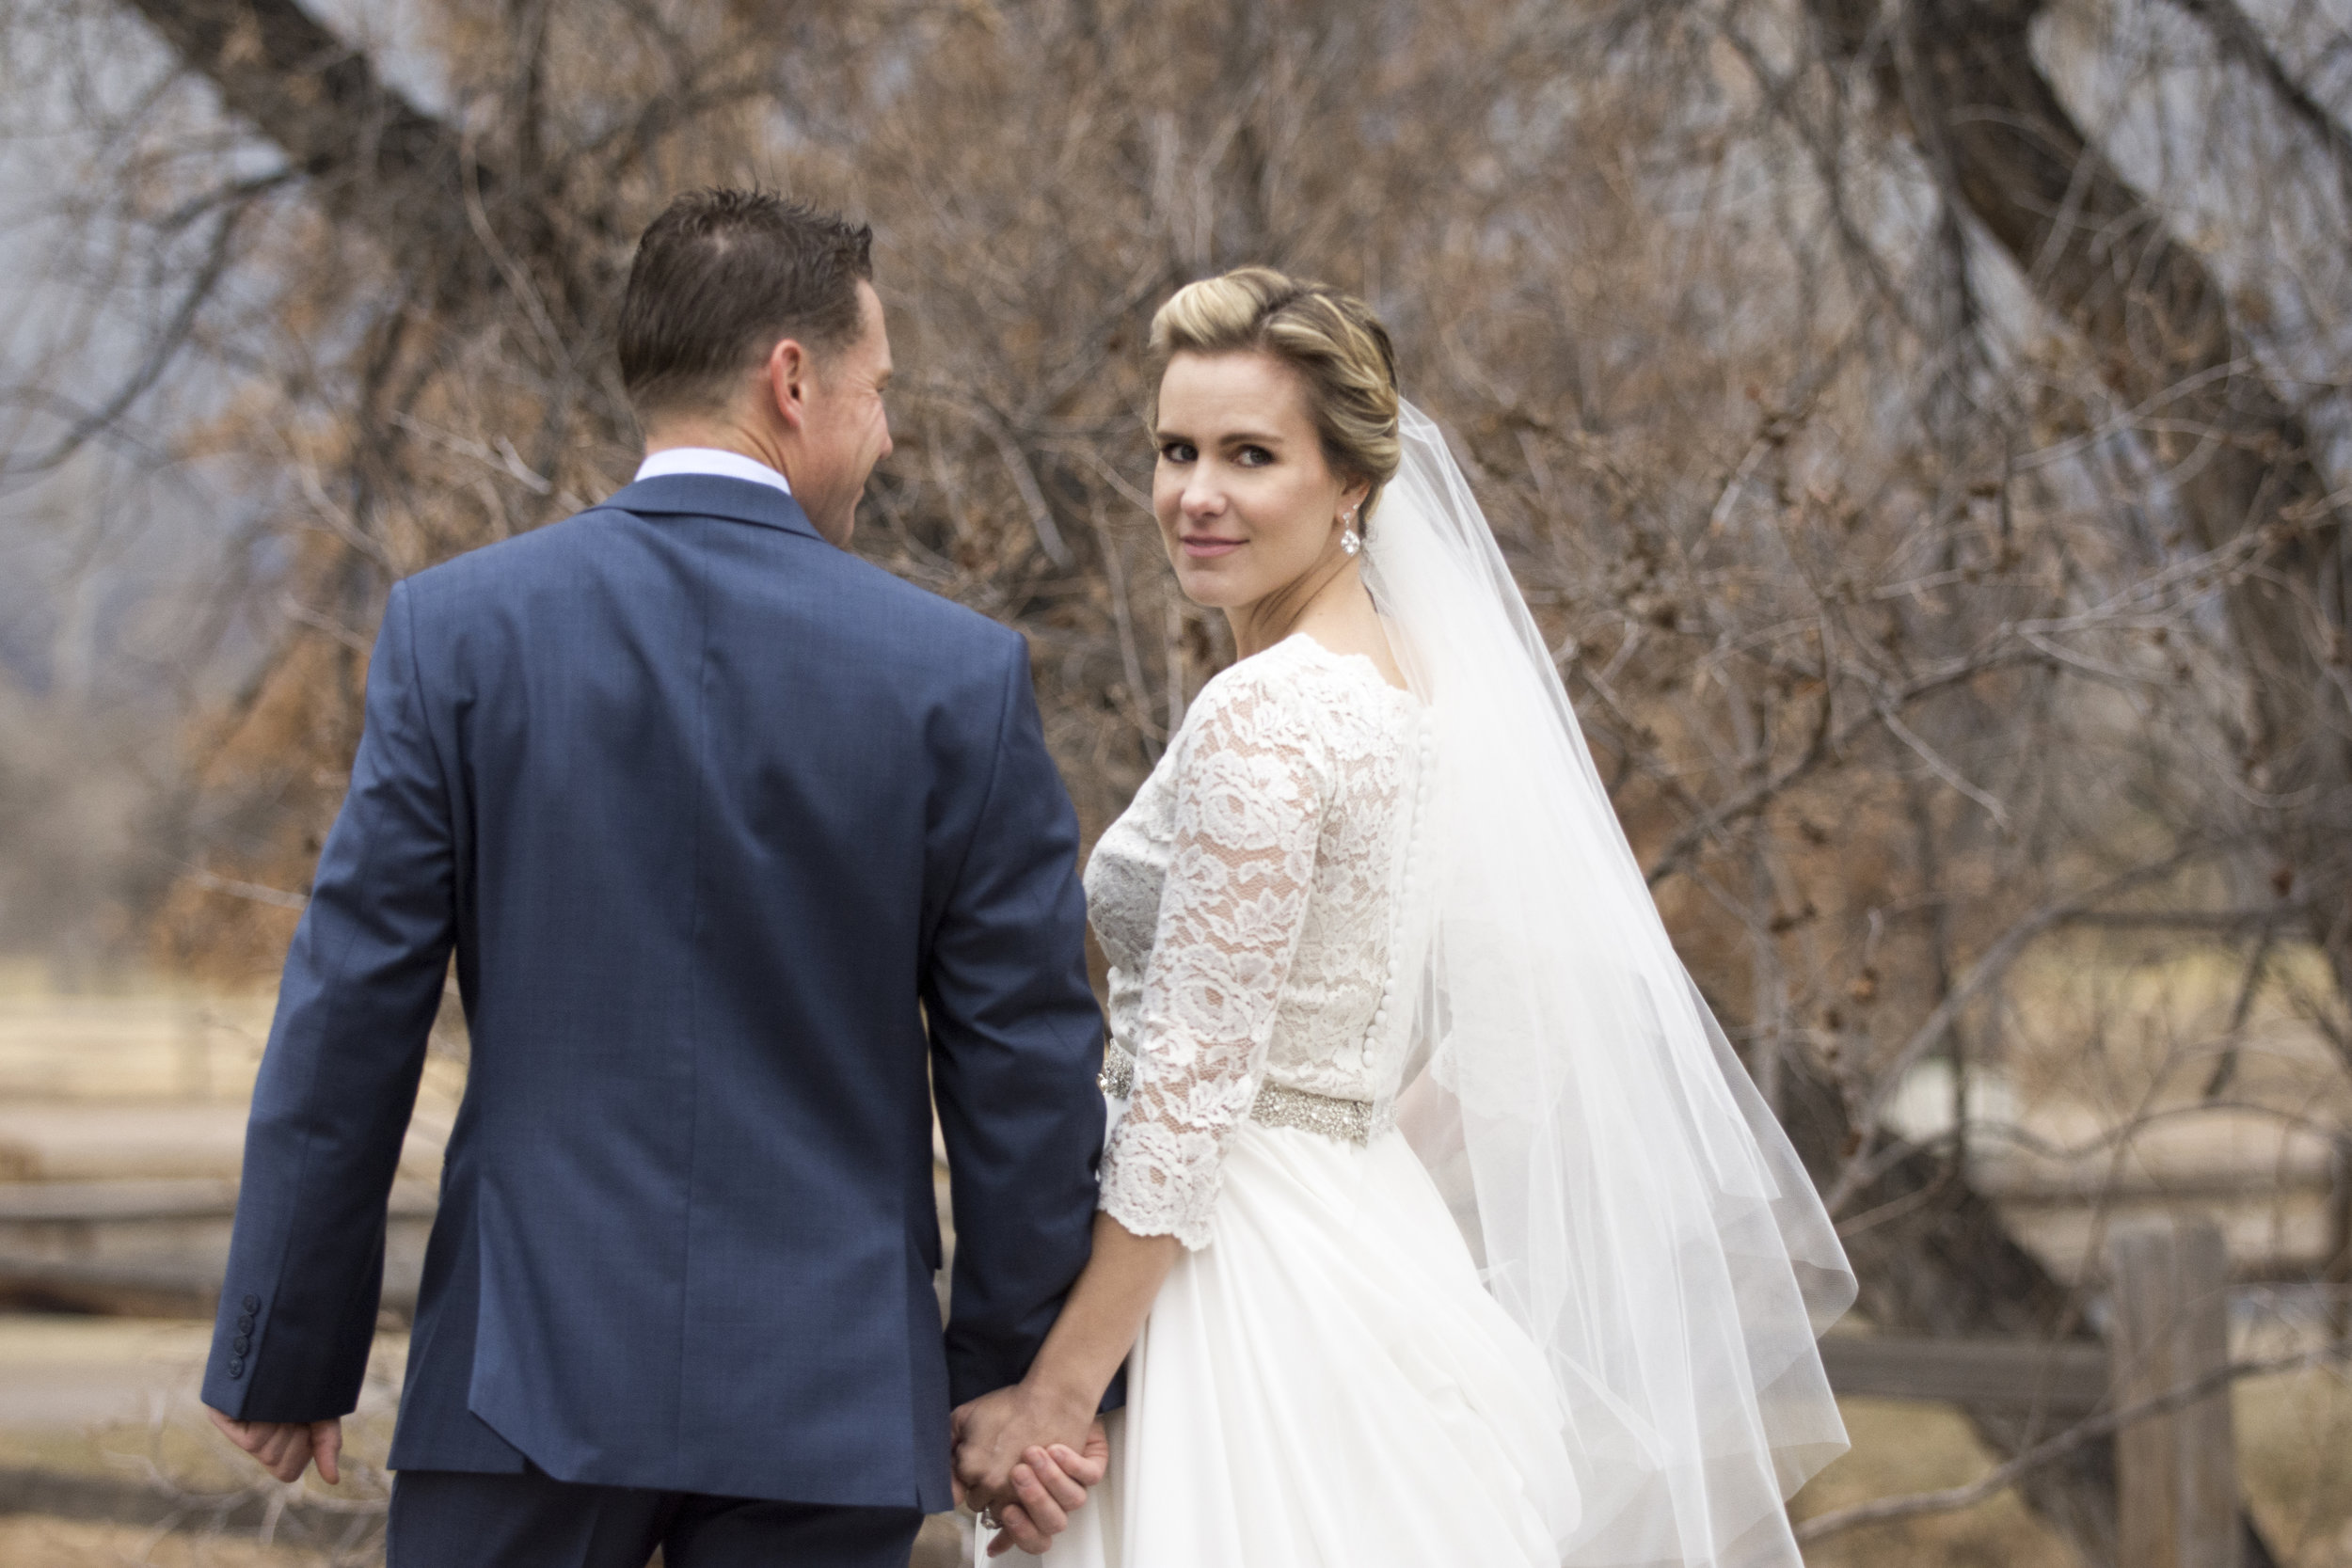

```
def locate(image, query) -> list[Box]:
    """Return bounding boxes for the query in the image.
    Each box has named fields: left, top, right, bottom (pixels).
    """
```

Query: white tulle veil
left=1361, top=403, right=1855, bottom=1567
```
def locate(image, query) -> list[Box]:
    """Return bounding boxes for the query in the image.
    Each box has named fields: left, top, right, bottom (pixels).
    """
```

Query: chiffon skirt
left=986, top=1114, right=1580, bottom=1566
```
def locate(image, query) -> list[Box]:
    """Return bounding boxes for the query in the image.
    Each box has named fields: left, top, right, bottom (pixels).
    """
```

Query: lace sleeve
left=1098, top=671, right=1328, bottom=1248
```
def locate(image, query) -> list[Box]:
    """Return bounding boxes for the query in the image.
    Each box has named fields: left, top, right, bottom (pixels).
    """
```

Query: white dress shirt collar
left=632, top=447, right=793, bottom=498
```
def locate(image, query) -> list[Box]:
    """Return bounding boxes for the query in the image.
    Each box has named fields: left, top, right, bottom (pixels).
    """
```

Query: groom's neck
left=642, top=411, right=794, bottom=483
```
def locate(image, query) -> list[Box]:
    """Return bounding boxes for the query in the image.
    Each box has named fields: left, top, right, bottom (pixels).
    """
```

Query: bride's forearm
left=1022, top=1212, right=1182, bottom=1409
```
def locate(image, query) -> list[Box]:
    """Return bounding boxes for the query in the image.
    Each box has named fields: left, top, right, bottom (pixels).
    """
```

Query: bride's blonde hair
left=1150, top=267, right=1402, bottom=529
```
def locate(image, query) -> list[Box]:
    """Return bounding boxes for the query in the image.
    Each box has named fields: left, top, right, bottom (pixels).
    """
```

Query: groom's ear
left=763, top=337, right=813, bottom=433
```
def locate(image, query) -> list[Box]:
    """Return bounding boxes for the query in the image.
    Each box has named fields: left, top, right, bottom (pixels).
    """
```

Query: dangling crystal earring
left=1341, top=508, right=1361, bottom=557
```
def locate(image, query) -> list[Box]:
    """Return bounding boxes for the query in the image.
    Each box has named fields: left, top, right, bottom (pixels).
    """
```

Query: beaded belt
left=1098, top=1043, right=1389, bottom=1147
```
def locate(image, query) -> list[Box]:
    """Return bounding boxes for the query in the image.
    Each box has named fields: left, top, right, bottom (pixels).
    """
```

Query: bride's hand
left=981, top=1426, right=1110, bottom=1559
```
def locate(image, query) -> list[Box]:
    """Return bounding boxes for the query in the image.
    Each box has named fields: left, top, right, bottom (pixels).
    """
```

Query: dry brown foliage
left=6, top=0, right=2352, bottom=1560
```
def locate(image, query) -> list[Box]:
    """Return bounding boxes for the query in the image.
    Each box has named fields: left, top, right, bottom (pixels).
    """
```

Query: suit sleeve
left=922, top=634, right=1108, bottom=1408
left=203, top=581, right=456, bottom=1421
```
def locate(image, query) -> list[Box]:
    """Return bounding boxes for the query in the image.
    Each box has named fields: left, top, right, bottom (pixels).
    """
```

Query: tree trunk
left=119, top=0, right=619, bottom=328
left=119, top=0, right=475, bottom=239
left=1825, top=0, right=2352, bottom=1003
left=1796, top=6, right=2323, bottom=1560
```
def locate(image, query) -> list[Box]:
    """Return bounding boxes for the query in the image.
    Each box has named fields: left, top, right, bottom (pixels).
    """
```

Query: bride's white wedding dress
left=999, top=632, right=1581, bottom=1566
left=986, top=404, right=1852, bottom=1567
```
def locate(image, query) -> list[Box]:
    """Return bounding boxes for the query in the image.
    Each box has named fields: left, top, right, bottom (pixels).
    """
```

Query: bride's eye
left=1236, top=445, right=1274, bottom=467
left=1159, top=440, right=1197, bottom=463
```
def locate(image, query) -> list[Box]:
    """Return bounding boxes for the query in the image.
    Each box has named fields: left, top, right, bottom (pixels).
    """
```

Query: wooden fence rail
left=0, top=1179, right=435, bottom=1316
left=1818, top=1334, right=2109, bottom=1414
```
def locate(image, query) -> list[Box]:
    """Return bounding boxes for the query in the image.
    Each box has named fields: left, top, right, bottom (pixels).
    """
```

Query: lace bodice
left=1087, top=634, right=1427, bottom=1248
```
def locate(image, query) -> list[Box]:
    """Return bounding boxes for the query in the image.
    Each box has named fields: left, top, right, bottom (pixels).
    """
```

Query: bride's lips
left=1181, top=534, right=1244, bottom=558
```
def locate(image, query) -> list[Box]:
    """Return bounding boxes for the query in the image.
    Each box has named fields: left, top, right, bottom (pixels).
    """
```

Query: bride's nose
left=1181, top=474, right=1226, bottom=519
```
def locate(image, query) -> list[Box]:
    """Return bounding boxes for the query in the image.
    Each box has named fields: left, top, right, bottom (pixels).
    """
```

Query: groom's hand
left=951, top=1385, right=1099, bottom=1540
left=207, top=1409, right=343, bottom=1486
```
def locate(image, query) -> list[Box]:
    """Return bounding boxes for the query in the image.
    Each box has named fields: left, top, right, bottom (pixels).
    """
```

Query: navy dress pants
left=388, top=1466, right=926, bottom=1568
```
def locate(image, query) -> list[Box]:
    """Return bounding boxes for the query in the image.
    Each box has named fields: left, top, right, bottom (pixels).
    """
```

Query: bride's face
left=1152, top=350, right=1359, bottom=611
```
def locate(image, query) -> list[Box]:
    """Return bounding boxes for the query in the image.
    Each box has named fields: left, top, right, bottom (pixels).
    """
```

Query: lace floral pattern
left=1088, top=636, right=1421, bottom=1247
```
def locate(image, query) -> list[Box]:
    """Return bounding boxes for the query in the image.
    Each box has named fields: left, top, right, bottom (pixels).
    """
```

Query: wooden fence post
left=2108, top=1217, right=2240, bottom=1568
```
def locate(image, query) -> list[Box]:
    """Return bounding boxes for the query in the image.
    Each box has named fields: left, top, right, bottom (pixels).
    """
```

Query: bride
left=953, top=268, right=1855, bottom=1566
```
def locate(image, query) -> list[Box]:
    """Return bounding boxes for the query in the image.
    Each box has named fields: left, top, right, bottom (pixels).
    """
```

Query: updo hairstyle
left=1149, top=267, right=1403, bottom=530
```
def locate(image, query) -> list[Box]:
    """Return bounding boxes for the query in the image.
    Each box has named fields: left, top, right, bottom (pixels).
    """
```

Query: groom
left=200, top=190, right=1108, bottom=1565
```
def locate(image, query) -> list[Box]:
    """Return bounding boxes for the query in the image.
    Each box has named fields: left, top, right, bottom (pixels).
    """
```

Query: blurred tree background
left=3, top=0, right=2351, bottom=1561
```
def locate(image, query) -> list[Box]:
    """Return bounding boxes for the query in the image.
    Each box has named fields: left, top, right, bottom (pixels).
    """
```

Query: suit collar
left=603, top=474, right=826, bottom=543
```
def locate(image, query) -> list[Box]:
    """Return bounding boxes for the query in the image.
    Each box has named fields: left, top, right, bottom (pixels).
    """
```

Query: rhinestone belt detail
left=1098, top=1043, right=1389, bottom=1147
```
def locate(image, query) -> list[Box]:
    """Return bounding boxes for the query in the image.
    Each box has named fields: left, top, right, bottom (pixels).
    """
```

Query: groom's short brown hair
left=617, top=190, right=874, bottom=420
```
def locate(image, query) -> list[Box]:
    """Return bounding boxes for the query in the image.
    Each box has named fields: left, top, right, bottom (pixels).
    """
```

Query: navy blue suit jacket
left=201, top=475, right=1107, bottom=1512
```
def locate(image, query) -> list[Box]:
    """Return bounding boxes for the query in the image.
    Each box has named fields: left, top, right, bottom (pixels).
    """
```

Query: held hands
left=950, top=1385, right=1106, bottom=1557
left=206, top=1409, right=343, bottom=1485
left=949, top=1214, right=1174, bottom=1554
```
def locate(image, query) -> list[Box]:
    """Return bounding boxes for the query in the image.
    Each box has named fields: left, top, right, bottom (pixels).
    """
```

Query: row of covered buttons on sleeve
left=227, top=1293, right=260, bottom=1379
